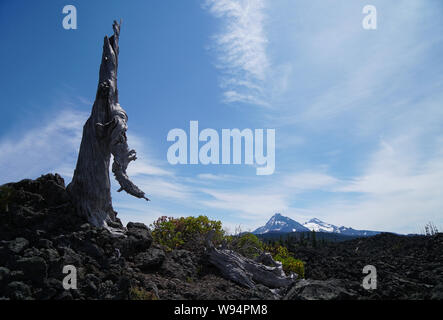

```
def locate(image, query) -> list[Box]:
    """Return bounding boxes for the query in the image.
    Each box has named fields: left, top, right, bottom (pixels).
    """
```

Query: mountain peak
left=253, top=213, right=309, bottom=234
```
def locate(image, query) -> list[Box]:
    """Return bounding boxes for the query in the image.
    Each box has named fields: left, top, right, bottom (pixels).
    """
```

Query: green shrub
left=229, top=233, right=263, bottom=259
left=129, top=287, right=157, bottom=300
left=151, top=215, right=224, bottom=251
left=267, top=245, right=305, bottom=278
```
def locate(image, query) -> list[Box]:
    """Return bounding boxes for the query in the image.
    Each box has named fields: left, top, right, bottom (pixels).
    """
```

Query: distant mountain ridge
left=252, top=213, right=381, bottom=237
left=252, top=213, right=310, bottom=234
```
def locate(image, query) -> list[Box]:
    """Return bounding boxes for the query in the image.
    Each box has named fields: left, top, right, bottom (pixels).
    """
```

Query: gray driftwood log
left=206, top=234, right=296, bottom=289
left=67, top=21, right=149, bottom=233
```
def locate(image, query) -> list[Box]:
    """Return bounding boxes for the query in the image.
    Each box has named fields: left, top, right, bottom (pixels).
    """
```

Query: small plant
left=150, top=215, right=224, bottom=251
left=228, top=233, right=263, bottom=259
left=186, top=276, right=193, bottom=283
left=265, top=245, right=305, bottom=278
left=0, top=185, right=14, bottom=212
left=129, top=287, right=157, bottom=300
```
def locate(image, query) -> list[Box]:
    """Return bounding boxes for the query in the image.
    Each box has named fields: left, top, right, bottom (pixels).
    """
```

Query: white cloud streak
left=0, top=109, right=87, bottom=184
left=204, top=0, right=270, bottom=106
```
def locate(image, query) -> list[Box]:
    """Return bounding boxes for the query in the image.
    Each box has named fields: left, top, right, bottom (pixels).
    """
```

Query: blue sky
left=1, top=0, right=442, bottom=234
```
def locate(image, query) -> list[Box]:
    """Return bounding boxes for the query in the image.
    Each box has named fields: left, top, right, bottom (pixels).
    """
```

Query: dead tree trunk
left=206, top=234, right=296, bottom=289
left=67, top=21, right=149, bottom=233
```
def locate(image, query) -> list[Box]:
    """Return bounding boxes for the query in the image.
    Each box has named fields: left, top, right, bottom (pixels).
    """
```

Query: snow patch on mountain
left=253, top=214, right=381, bottom=236
left=302, top=218, right=337, bottom=233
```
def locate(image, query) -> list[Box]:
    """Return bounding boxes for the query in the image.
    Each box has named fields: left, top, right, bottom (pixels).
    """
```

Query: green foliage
left=151, top=215, right=224, bottom=251
left=0, top=185, right=14, bottom=212
left=186, top=276, right=193, bottom=283
left=265, top=245, right=305, bottom=278
left=129, top=287, right=157, bottom=300
left=229, top=233, right=263, bottom=259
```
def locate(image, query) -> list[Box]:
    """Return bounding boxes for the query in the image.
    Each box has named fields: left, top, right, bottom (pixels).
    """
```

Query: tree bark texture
left=206, top=234, right=296, bottom=289
left=67, top=21, right=149, bottom=231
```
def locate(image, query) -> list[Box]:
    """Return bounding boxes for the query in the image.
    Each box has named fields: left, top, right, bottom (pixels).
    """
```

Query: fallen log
left=206, top=233, right=296, bottom=289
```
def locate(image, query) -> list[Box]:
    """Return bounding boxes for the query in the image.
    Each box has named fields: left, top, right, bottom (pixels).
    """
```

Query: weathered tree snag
left=67, top=21, right=149, bottom=233
left=206, top=234, right=296, bottom=289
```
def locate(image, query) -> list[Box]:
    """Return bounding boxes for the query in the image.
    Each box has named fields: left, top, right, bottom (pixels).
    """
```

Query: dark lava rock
left=431, top=283, right=443, bottom=300
left=0, top=267, right=10, bottom=283
left=10, top=174, right=69, bottom=208
left=289, top=232, right=443, bottom=299
left=135, top=248, right=166, bottom=271
left=118, top=222, right=153, bottom=257
left=284, top=279, right=357, bottom=300
left=15, top=256, right=48, bottom=285
left=6, top=281, right=32, bottom=300
left=8, top=238, right=30, bottom=254
left=161, top=249, right=199, bottom=281
left=127, top=222, right=152, bottom=241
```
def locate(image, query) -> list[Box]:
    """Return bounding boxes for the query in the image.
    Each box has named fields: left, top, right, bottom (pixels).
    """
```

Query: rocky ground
left=0, top=174, right=442, bottom=300
left=288, top=232, right=443, bottom=299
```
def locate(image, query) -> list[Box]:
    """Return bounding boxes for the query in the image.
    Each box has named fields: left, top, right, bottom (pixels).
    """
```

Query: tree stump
left=67, top=21, right=149, bottom=234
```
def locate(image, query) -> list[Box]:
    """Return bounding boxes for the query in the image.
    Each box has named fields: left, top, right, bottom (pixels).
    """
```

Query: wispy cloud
left=200, top=187, right=288, bottom=219
left=282, top=171, right=338, bottom=191
left=324, top=134, right=443, bottom=233
left=0, top=107, right=174, bottom=189
left=0, top=109, right=87, bottom=184
left=204, top=0, right=270, bottom=106
left=274, top=0, right=443, bottom=133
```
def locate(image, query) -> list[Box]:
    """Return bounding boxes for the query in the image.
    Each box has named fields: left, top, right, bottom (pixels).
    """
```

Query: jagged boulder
left=118, top=222, right=153, bottom=257
left=0, top=174, right=87, bottom=241
left=135, top=247, right=165, bottom=271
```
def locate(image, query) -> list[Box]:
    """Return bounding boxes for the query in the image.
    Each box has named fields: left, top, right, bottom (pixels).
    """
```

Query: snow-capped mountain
left=303, top=218, right=381, bottom=236
left=334, top=226, right=381, bottom=236
left=303, top=218, right=338, bottom=233
left=253, top=214, right=381, bottom=236
left=252, top=213, right=310, bottom=234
